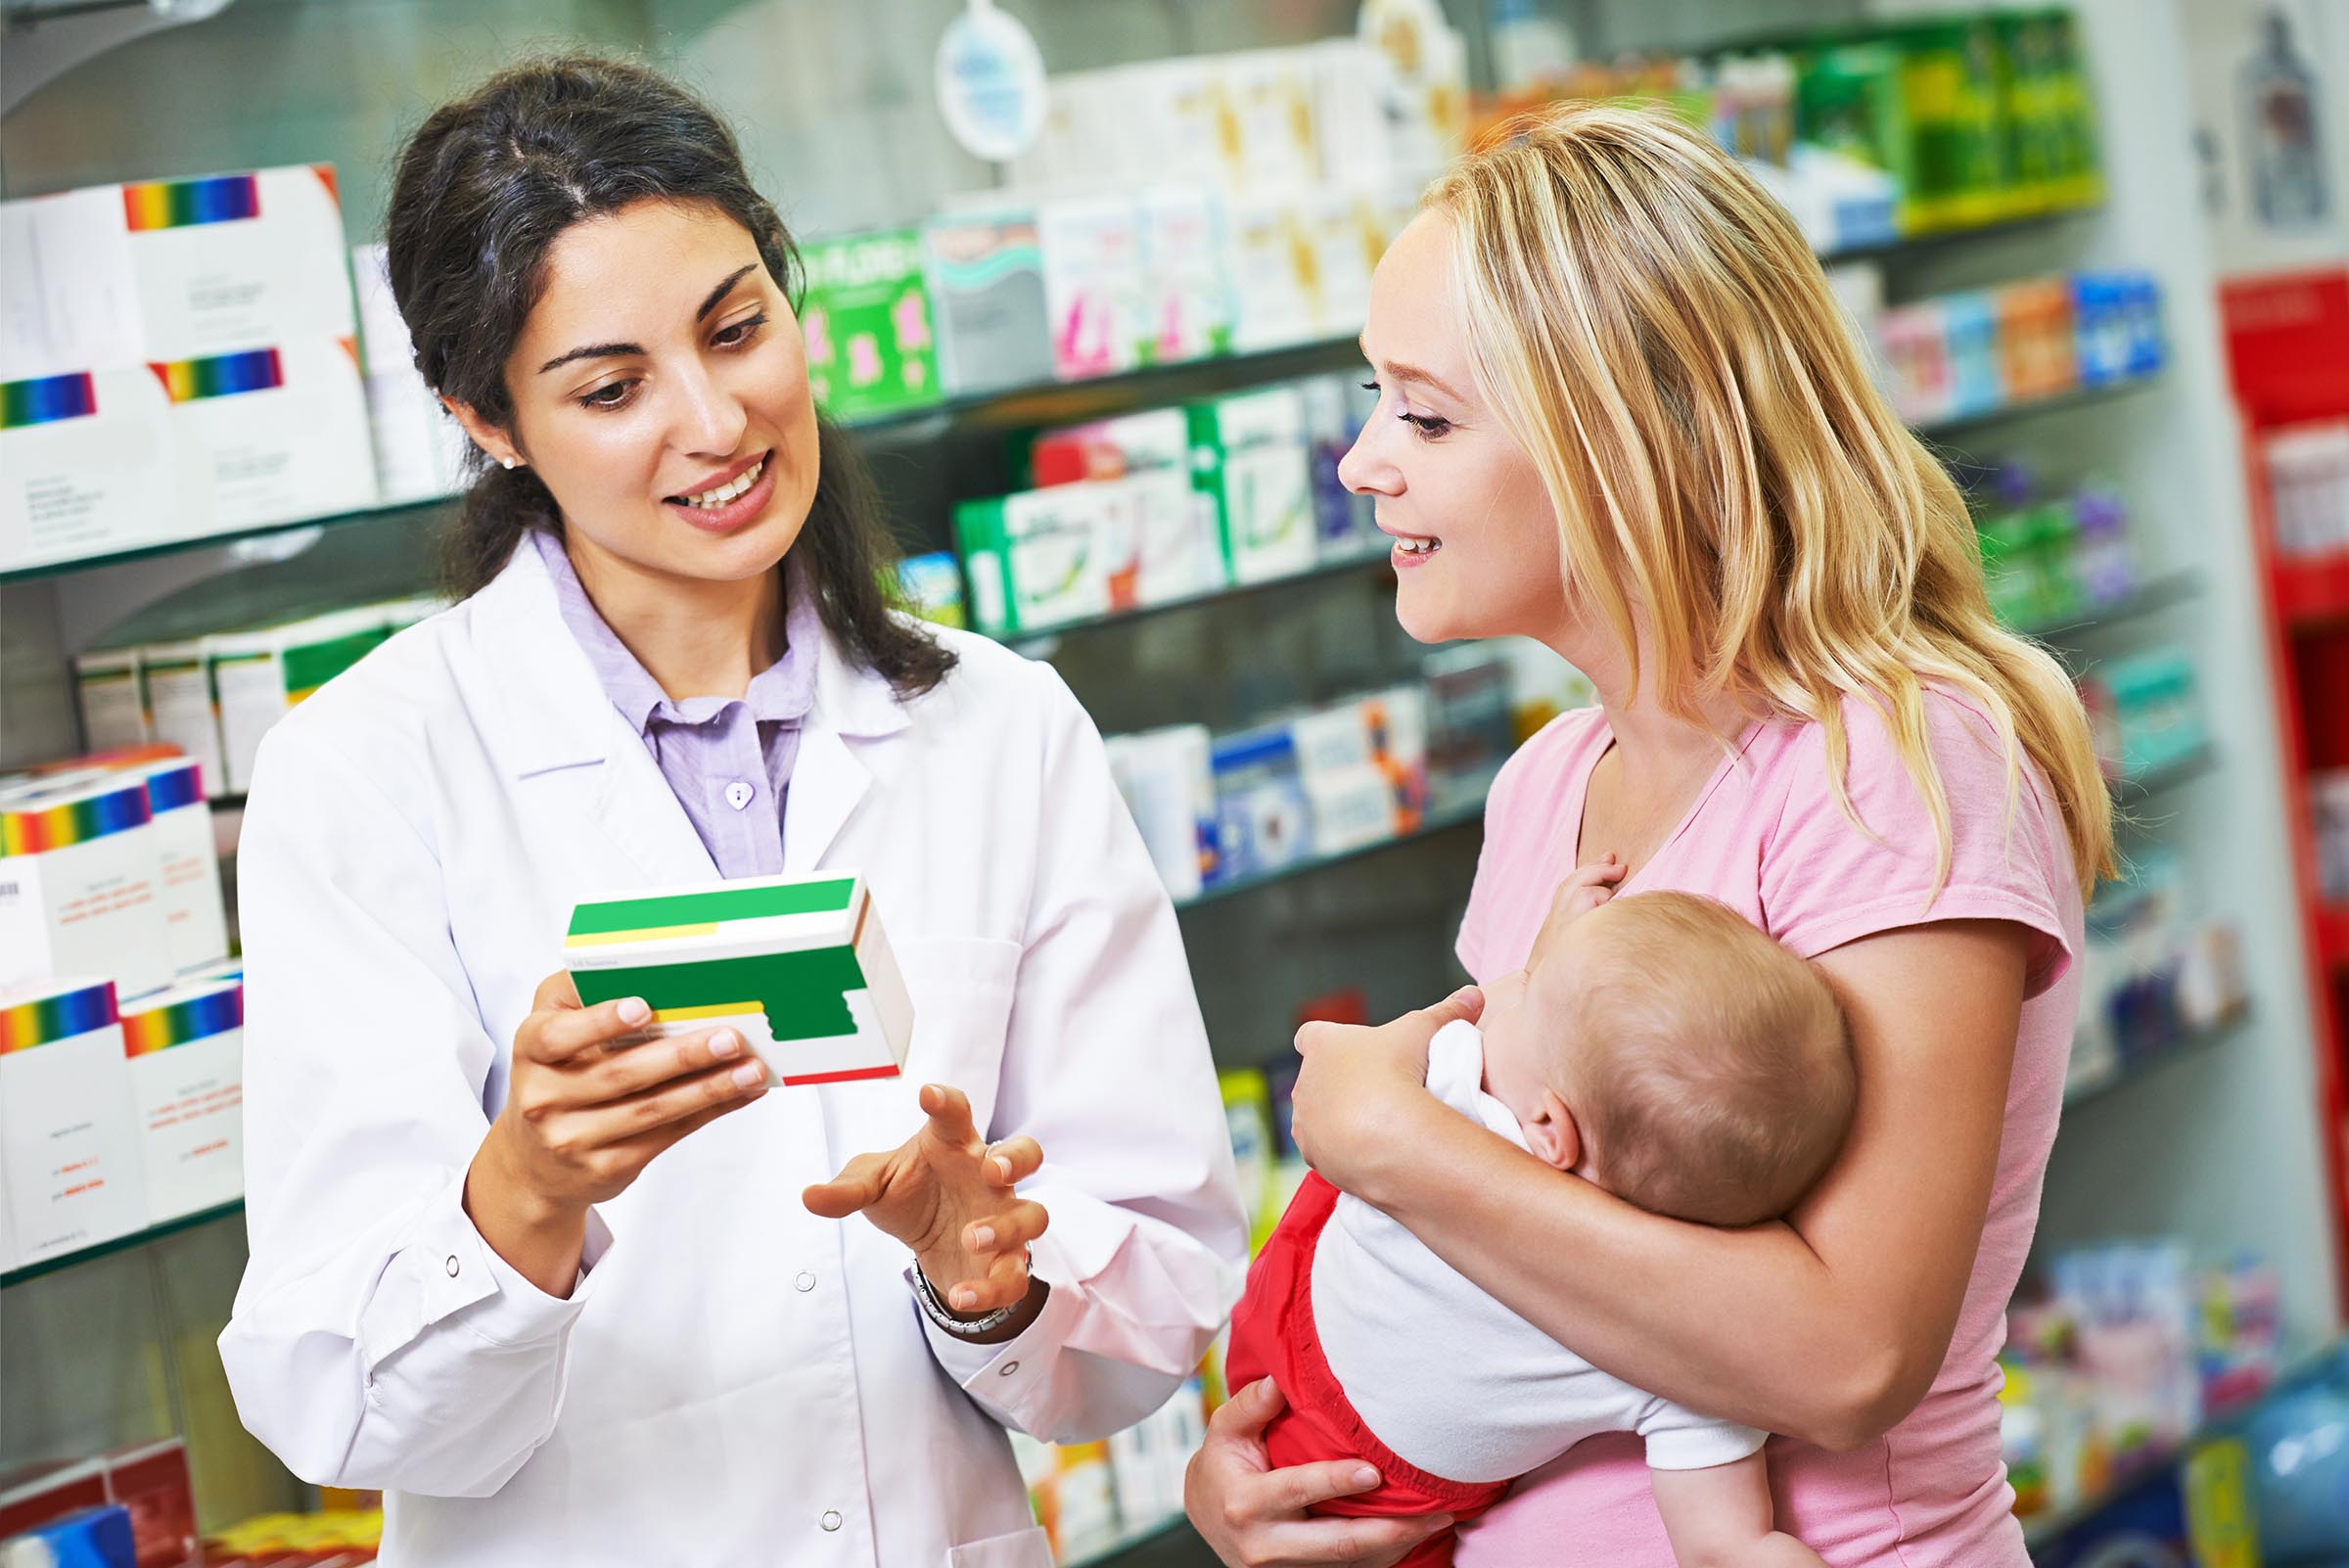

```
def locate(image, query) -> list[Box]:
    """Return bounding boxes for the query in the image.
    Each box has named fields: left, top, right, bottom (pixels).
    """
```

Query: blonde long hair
left=1429, top=102, right=2113, bottom=896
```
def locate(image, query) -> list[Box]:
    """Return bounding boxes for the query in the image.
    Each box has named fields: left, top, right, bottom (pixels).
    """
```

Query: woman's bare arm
left=1292, top=919, right=2029, bottom=1450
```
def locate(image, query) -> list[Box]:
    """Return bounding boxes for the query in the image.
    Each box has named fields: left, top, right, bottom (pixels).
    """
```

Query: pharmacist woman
left=218, top=56, right=1245, bottom=1568
left=1186, top=106, right=2103, bottom=1567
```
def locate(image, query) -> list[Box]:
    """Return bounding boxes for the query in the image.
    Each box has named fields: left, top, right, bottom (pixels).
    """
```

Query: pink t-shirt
left=1451, top=689, right=2083, bottom=1568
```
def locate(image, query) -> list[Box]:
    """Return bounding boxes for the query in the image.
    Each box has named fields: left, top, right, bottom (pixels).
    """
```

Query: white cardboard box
left=210, top=608, right=388, bottom=795
left=119, top=977, right=243, bottom=1222
left=73, top=648, right=150, bottom=750
left=0, top=977, right=148, bottom=1270
left=162, top=338, right=379, bottom=533
left=0, top=774, right=173, bottom=1000
left=121, top=759, right=228, bottom=975
left=0, top=366, right=179, bottom=573
left=143, top=640, right=229, bottom=802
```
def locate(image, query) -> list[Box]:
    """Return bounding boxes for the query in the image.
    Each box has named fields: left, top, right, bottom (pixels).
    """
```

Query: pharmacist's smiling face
left=1341, top=211, right=1564, bottom=646
left=495, top=198, right=819, bottom=584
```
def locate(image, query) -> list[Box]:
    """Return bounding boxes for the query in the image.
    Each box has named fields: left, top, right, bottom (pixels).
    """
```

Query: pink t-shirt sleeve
left=1759, top=691, right=2078, bottom=995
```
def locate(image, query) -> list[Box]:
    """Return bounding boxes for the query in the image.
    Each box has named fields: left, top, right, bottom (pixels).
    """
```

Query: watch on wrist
left=910, top=1252, right=1029, bottom=1339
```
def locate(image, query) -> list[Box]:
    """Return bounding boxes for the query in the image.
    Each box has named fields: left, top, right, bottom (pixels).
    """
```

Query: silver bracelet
left=910, top=1253, right=1029, bottom=1339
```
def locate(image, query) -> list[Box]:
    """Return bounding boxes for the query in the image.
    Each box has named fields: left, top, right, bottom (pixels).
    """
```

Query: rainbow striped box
left=118, top=758, right=227, bottom=975
left=564, top=873, right=914, bottom=1088
left=119, top=977, right=243, bottom=1222
left=0, top=168, right=354, bottom=372
left=0, top=977, right=148, bottom=1271
left=0, top=774, right=172, bottom=1001
left=209, top=608, right=390, bottom=796
left=0, top=365, right=177, bottom=572
left=159, top=338, right=378, bottom=534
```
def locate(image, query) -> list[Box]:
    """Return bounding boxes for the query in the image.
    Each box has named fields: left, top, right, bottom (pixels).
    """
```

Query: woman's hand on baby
left=803, top=1084, right=1047, bottom=1314
left=1289, top=986, right=1483, bottom=1205
left=1185, top=1377, right=1451, bottom=1568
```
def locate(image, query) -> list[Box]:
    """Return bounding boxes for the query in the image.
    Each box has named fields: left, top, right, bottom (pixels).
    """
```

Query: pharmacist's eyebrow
left=1361, top=344, right=1468, bottom=404
left=536, top=266, right=760, bottom=374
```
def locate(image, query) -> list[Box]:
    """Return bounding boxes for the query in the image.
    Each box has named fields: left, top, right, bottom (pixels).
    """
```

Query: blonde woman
left=1184, top=104, right=2107, bottom=1568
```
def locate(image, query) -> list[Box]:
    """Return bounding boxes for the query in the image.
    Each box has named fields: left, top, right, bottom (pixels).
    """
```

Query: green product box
left=1186, top=388, right=1314, bottom=585
left=1887, top=18, right=2014, bottom=232
left=565, top=872, right=913, bottom=1087
left=1797, top=44, right=1919, bottom=203
left=953, top=486, right=1113, bottom=635
left=800, top=229, right=944, bottom=421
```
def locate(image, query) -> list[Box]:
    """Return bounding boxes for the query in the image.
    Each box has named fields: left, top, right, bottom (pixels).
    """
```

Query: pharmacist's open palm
left=804, top=1084, right=1048, bottom=1313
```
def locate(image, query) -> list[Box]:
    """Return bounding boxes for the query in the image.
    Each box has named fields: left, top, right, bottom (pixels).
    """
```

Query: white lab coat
left=218, top=539, right=1248, bottom=1567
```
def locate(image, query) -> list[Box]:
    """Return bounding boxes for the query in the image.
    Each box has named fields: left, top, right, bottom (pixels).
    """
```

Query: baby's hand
left=1548, top=853, right=1628, bottom=925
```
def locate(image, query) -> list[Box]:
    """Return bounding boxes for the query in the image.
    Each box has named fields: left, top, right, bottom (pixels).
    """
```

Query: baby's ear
left=1520, top=1089, right=1583, bottom=1174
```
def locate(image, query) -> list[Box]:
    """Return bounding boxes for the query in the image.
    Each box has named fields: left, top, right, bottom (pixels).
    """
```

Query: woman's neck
left=1543, top=614, right=1746, bottom=773
left=567, top=533, right=785, bottom=701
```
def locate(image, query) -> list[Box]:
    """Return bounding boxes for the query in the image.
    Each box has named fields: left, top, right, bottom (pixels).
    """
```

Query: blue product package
left=1208, top=723, right=1313, bottom=882
left=2, top=1505, right=138, bottom=1568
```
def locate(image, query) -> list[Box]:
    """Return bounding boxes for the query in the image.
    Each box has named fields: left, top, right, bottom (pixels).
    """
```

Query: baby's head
left=1479, top=891, right=1855, bottom=1228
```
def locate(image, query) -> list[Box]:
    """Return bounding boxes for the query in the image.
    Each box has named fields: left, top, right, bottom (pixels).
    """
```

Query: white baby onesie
left=1309, top=1019, right=1767, bottom=1484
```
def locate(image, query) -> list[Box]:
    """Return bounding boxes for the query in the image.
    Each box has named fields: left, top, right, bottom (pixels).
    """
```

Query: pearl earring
left=500, top=456, right=516, bottom=471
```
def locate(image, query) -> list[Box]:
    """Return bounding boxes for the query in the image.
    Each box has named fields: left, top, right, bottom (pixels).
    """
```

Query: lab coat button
left=795, top=1270, right=816, bottom=1292
left=820, top=1511, right=843, bottom=1533
left=999, top=1360, right=1019, bottom=1376
left=444, top=1255, right=460, bottom=1277
left=724, top=780, right=754, bottom=810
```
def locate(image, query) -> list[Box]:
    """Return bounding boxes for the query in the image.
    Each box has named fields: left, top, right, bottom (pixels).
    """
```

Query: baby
left=1225, top=872, right=1858, bottom=1568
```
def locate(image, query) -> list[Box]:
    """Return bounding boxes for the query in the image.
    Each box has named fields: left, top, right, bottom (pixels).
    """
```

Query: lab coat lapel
left=784, top=623, right=909, bottom=873
left=466, top=540, right=717, bottom=887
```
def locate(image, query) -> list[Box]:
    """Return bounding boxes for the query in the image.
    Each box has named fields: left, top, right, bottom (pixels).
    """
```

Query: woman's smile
left=663, top=446, right=777, bottom=533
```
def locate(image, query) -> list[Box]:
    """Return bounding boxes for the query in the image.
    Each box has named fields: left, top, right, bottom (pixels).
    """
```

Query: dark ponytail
left=384, top=53, right=953, bottom=696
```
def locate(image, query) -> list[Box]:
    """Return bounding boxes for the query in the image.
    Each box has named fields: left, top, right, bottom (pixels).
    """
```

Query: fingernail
left=732, top=1062, right=765, bottom=1090
left=619, top=997, right=650, bottom=1025
left=951, top=1288, right=977, bottom=1311
left=972, top=1225, right=995, bottom=1250
left=1353, top=1465, right=1381, bottom=1490
left=710, top=1030, right=742, bottom=1059
left=993, top=1157, right=1013, bottom=1181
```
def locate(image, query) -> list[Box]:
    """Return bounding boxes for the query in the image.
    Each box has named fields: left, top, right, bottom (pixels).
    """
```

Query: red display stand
left=2222, top=267, right=2349, bottom=1306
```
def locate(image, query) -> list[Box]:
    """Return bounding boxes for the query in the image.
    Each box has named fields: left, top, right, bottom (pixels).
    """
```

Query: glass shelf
left=2013, top=569, right=2200, bottom=645
left=2060, top=1007, right=2248, bottom=1113
left=1915, top=372, right=2163, bottom=444
left=1176, top=793, right=1486, bottom=914
left=2111, top=745, right=2219, bottom=808
left=0, top=1197, right=244, bottom=1289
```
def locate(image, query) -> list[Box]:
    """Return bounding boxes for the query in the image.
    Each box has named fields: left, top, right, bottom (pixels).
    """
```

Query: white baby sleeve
left=1635, top=1397, right=1772, bottom=1472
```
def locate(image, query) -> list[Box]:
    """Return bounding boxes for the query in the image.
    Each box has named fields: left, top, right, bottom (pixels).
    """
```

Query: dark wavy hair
left=384, top=53, right=953, bottom=696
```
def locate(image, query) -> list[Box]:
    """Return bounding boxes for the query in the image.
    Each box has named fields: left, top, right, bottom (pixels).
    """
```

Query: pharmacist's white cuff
left=357, top=1175, right=609, bottom=1369
left=910, top=1233, right=1082, bottom=1392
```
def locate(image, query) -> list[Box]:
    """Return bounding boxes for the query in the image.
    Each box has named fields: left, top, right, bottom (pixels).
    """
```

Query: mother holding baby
left=1186, top=103, right=2106, bottom=1568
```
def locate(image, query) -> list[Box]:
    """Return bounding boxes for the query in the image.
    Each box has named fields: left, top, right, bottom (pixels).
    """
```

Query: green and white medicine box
left=564, top=872, right=914, bottom=1087
left=954, top=484, right=1114, bottom=635
left=800, top=229, right=942, bottom=421
left=208, top=608, right=390, bottom=795
left=1188, top=387, right=1314, bottom=583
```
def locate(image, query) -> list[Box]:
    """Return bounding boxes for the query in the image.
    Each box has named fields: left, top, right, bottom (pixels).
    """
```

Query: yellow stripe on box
left=564, top=922, right=720, bottom=948
left=647, top=1001, right=764, bottom=1024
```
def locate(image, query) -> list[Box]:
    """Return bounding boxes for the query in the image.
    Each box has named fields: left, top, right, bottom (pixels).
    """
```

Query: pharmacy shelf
left=2021, top=1338, right=2340, bottom=1555
left=1915, top=372, right=2163, bottom=446
left=0, top=1197, right=244, bottom=1290
left=2014, top=569, right=2200, bottom=645
left=1176, top=793, right=1486, bottom=913
left=0, top=493, right=457, bottom=585
left=2273, top=551, right=2349, bottom=632
left=1006, top=545, right=1395, bottom=653
left=2111, top=746, right=2219, bottom=809
left=1818, top=204, right=2099, bottom=266
left=2059, top=1008, right=2248, bottom=1114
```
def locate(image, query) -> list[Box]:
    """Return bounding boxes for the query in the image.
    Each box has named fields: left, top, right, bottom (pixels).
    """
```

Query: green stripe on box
left=572, top=946, right=866, bottom=1041
left=280, top=627, right=388, bottom=696
left=569, top=877, right=857, bottom=939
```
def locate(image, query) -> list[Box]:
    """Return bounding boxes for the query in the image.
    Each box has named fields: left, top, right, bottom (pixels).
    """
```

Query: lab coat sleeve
left=918, top=661, right=1250, bottom=1442
left=216, top=719, right=604, bottom=1497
